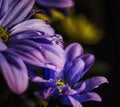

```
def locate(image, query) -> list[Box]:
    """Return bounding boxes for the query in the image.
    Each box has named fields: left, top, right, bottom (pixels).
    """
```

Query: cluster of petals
left=31, top=43, right=108, bottom=107
left=0, top=0, right=65, bottom=94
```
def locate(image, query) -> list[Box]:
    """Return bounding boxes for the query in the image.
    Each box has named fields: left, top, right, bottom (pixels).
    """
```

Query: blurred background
left=0, top=0, right=119, bottom=107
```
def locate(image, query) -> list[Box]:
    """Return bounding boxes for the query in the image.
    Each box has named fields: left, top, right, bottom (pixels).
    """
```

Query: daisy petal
left=65, top=43, right=84, bottom=62
left=77, top=92, right=102, bottom=102
left=34, top=88, right=54, bottom=100
left=9, top=39, right=65, bottom=72
left=79, top=54, right=95, bottom=78
left=0, top=40, right=7, bottom=51
left=63, top=59, right=85, bottom=86
left=74, top=76, right=108, bottom=93
left=68, top=96, right=83, bottom=107
left=0, top=0, right=8, bottom=19
left=59, top=95, right=82, bottom=107
left=10, top=19, right=54, bottom=36
left=0, top=51, right=28, bottom=94
left=1, top=0, right=35, bottom=28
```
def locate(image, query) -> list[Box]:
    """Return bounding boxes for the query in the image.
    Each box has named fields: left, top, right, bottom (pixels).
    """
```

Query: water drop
left=37, top=45, right=42, bottom=50
left=55, top=34, right=63, bottom=40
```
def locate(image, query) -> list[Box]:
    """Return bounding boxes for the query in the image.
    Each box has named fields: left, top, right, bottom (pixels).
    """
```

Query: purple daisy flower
left=32, top=43, right=108, bottom=107
left=0, top=0, right=65, bottom=94
left=35, top=0, right=74, bottom=16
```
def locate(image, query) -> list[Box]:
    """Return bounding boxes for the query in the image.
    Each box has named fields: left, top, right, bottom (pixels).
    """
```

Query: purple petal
left=0, top=0, right=35, bottom=28
left=31, top=75, right=55, bottom=88
left=68, top=96, right=83, bottom=107
left=9, top=39, right=65, bottom=72
left=65, top=43, right=84, bottom=62
left=9, top=31, right=41, bottom=40
left=77, top=92, right=102, bottom=102
left=62, top=86, right=77, bottom=95
left=0, top=0, right=8, bottom=19
left=59, top=95, right=71, bottom=105
left=36, top=0, right=74, bottom=8
left=34, top=88, right=54, bottom=100
left=9, top=33, right=52, bottom=45
left=0, top=50, right=28, bottom=94
left=39, top=43, right=65, bottom=72
left=43, top=69, right=56, bottom=83
left=10, top=19, right=55, bottom=36
left=74, top=76, right=108, bottom=93
left=59, top=95, right=82, bottom=107
left=63, top=58, right=85, bottom=86
left=0, top=40, right=7, bottom=51
left=79, top=54, right=95, bottom=78
left=10, top=31, right=63, bottom=47
left=74, top=82, right=86, bottom=94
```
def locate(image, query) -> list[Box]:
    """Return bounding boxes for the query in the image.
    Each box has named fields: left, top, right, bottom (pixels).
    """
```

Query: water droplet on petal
left=36, top=45, right=42, bottom=50
left=37, top=31, right=43, bottom=36
left=51, top=39, right=56, bottom=44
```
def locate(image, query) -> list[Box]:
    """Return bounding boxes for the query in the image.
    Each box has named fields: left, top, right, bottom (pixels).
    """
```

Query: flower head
left=0, top=0, right=65, bottom=94
left=35, top=0, right=74, bottom=16
left=32, top=43, right=108, bottom=107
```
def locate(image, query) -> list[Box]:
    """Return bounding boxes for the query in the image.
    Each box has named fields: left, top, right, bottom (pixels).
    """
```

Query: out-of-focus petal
left=65, top=43, right=84, bottom=62
left=0, top=50, right=28, bottom=94
left=36, top=0, right=74, bottom=8
left=74, top=76, right=108, bottom=93
left=77, top=92, right=102, bottom=102
left=0, top=0, right=35, bottom=29
left=10, top=19, right=55, bottom=36
left=34, top=88, right=54, bottom=100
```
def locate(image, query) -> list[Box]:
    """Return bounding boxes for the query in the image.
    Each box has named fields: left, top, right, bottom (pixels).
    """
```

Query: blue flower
left=35, top=0, right=74, bottom=16
left=32, top=43, right=108, bottom=107
left=0, top=0, right=65, bottom=94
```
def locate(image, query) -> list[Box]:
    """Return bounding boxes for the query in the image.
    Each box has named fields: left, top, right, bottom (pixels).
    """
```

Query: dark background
left=74, top=0, right=120, bottom=107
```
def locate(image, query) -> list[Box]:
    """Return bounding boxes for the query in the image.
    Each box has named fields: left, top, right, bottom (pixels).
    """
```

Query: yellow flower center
left=57, top=80, right=65, bottom=92
left=0, top=26, right=9, bottom=42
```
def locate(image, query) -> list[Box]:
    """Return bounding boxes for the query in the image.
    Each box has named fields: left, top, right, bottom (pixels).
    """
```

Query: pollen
left=57, top=80, right=65, bottom=92
left=57, top=81, right=65, bottom=86
left=0, top=26, right=9, bottom=42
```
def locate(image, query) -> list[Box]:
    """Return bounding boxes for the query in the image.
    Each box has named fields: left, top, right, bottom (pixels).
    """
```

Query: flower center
left=0, top=26, right=9, bottom=42
left=57, top=80, right=65, bottom=92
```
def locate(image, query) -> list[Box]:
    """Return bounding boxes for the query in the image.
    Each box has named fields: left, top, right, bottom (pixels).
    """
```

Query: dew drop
left=55, top=34, right=63, bottom=40
left=37, top=45, right=42, bottom=50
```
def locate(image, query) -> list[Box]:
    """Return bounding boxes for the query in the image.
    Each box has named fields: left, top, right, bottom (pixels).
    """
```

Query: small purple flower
left=0, top=0, right=65, bottom=94
left=32, top=43, right=108, bottom=107
left=35, top=0, right=74, bottom=16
